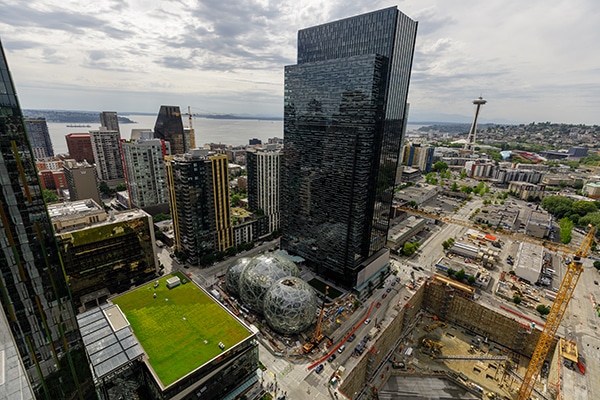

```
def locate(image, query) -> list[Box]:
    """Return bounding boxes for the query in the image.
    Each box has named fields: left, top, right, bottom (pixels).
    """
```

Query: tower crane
left=517, top=227, right=595, bottom=399
left=303, top=286, right=328, bottom=353
left=178, top=106, right=196, bottom=149
left=396, top=205, right=597, bottom=398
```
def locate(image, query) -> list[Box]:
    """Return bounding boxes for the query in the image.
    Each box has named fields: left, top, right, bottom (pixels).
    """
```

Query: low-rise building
left=508, top=181, right=545, bottom=201
left=387, top=216, right=426, bottom=253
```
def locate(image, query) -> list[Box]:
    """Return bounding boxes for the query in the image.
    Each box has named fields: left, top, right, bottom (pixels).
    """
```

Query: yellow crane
left=516, top=227, right=595, bottom=400
left=397, top=206, right=597, bottom=398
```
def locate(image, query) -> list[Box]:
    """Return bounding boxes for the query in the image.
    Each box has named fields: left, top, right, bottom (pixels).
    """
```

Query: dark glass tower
left=281, top=7, right=417, bottom=288
left=154, top=105, right=186, bottom=155
left=24, top=118, right=54, bottom=159
left=0, top=41, right=92, bottom=398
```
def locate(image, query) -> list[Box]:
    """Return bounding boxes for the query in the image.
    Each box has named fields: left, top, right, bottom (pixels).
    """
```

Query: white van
left=338, top=345, right=346, bottom=353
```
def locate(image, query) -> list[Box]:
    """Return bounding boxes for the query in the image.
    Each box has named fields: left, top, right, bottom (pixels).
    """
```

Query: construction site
left=335, top=273, right=575, bottom=400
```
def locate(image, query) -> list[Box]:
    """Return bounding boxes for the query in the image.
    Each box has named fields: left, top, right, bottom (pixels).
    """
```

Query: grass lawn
left=307, top=278, right=342, bottom=298
left=112, top=273, right=251, bottom=387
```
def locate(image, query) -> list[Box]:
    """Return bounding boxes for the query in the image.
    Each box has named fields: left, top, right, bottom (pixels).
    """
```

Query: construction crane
left=303, top=286, right=328, bottom=353
left=516, top=227, right=595, bottom=400
left=181, top=106, right=196, bottom=149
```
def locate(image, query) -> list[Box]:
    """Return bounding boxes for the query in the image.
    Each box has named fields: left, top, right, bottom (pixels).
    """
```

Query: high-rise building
left=63, top=159, right=102, bottom=204
left=99, top=111, right=120, bottom=133
left=281, top=7, right=417, bottom=288
left=166, top=150, right=232, bottom=265
left=90, top=128, right=125, bottom=185
left=154, top=105, right=187, bottom=155
left=0, top=39, right=92, bottom=399
left=24, top=118, right=54, bottom=159
left=401, top=143, right=435, bottom=172
left=246, top=147, right=280, bottom=236
left=121, top=133, right=171, bottom=209
left=66, top=133, right=94, bottom=163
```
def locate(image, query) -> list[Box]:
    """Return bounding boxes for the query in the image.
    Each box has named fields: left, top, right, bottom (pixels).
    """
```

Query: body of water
left=47, top=115, right=424, bottom=155
left=48, top=115, right=284, bottom=155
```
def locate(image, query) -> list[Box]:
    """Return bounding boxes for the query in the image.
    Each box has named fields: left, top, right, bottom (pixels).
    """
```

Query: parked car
left=327, top=354, right=336, bottom=362
left=315, top=364, right=324, bottom=374
left=338, top=345, right=346, bottom=353
left=348, top=333, right=356, bottom=342
left=364, top=318, right=371, bottom=325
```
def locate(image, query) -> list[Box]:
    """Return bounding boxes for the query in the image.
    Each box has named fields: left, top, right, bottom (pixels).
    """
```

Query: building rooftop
left=514, top=242, right=543, bottom=283
left=47, top=199, right=104, bottom=220
left=76, top=303, right=145, bottom=383
left=111, top=274, right=253, bottom=388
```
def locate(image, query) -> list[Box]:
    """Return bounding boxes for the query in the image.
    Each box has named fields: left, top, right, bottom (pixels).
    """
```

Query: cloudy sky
left=1, top=0, right=599, bottom=124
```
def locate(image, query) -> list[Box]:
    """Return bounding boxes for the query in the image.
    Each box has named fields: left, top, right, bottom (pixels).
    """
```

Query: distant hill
left=23, top=109, right=282, bottom=123
left=23, top=110, right=135, bottom=124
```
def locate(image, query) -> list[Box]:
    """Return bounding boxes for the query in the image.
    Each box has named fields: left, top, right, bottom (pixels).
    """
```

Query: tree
left=460, top=186, right=473, bottom=194
left=593, top=261, right=600, bottom=271
left=402, top=242, right=418, bottom=256
left=451, top=182, right=459, bottom=192
left=580, top=211, right=600, bottom=229
left=231, top=194, right=242, bottom=207
left=513, top=295, right=522, bottom=305
left=572, top=200, right=598, bottom=216
left=541, top=196, right=574, bottom=219
left=467, top=275, right=476, bottom=285
left=454, top=269, right=466, bottom=282
left=559, top=217, right=573, bottom=244
left=98, top=181, right=113, bottom=196
left=536, top=304, right=551, bottom=316
left=115, top=182, right=127, bottom=192
left=433, top=161, right=448, bottom=172
left=42, top=189, right=58, bottom=203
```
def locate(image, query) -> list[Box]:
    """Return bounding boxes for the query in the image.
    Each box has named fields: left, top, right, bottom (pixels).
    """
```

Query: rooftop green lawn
left=112, top=273, right=251, bottom=387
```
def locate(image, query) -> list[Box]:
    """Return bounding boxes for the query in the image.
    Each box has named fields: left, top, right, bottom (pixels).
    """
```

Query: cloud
left=0, top=0, right=599, bottom=124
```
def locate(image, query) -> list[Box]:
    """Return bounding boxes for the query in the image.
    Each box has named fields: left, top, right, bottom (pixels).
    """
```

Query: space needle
left=463, top=96, right=487, bottom=152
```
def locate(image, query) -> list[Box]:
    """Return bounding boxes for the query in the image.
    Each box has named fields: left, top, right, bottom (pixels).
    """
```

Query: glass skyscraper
left=281, top=7, right=417, bottom=288
left=0, top=41, right=92, bottom=398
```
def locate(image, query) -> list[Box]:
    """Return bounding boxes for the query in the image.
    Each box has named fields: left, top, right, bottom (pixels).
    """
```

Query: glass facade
left=0, top=40, right=92, bottom=398
left=24, top=119, right=54, bottom=159
left=154, top=106, right=186, bottom=155
left=281, top=7, right=417, bottom=287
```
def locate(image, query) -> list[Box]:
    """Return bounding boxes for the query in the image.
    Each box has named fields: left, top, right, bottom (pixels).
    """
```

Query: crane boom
left=517, top=227, right=595, bottom=400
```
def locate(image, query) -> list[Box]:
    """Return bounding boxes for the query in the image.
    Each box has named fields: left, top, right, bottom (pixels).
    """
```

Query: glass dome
left=264, top=277, right=318, bottom=335
left=225, top=258, right=251, bottom=296
left=238, top=253, right=300, bottom=313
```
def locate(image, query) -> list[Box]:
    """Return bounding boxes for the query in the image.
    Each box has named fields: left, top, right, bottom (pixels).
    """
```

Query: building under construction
left=336, top=274, right=564, bottom=399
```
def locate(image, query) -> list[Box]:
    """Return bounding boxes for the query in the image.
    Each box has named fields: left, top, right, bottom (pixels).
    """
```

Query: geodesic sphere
left=225, top=258, right=251, bottom=296
left=238, top=253, right=300, bottom=313
left=264, top=277, right=318, bottom=335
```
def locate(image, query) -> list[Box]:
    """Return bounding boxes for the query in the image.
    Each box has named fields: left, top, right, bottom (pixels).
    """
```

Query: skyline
left=0, top=0, right=599, bottom=124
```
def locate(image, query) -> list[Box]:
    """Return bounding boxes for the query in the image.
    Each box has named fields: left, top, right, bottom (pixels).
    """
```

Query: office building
left=77, top=276, right=258, bottom=399
left=281, top=7, right=417, bottom=288
left=63, top=159, right=102, bottom=204
left=0, top=39, right=92, bottom=399
left=66, top=133, right=95, bottom=163
left=154, top=105, right=188, bottom=155
left=90, top=128, right=125, bottom=186
left=246, top=147, right=280, bottom=236
left=24, top=118, right=54, bottom=158
left=166, top=150, right=232, bottom=265
left=48, top=200, right=158, bottom=309
left=99, top=111, right=120, bottom=133
left=121, top=133, right=171, bottom=209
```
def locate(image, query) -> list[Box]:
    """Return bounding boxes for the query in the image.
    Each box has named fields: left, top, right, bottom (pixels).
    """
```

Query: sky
left=1, top=0, right=599, bottom=124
